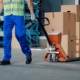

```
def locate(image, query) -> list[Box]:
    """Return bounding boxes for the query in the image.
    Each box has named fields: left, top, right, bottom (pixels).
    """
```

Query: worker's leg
left=13, top=15, right=32, bottom=60
left=3, top=15, right=14, bottom=61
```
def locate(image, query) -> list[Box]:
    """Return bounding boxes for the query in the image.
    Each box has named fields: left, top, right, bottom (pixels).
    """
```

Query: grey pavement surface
left=0, top=48, right=80, bottom=80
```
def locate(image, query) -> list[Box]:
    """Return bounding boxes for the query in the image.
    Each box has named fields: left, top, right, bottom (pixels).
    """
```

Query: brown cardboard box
left=45, top=13, right=54, bottom=33
left=47, top=35, right=76, bottom=58
left=76, top=53, right=80, bottom=57
left=61, top=5, right=80, bottom=22
left=76, top=40, right=80, bottom=57
left=61, top=35, right=76, bottom=57
left=76, top=22, right=80, bottom=39
left=12, top=28, right=20, bottom=49
left=76, top=45, right=80, bottom=52
left=52, top=12, right=76, bottom=35
left=45, top=12, right=76, bottom=35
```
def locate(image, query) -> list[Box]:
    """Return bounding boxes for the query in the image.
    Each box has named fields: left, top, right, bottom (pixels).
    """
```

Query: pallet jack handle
left=37, top=17, right=54, bottom=47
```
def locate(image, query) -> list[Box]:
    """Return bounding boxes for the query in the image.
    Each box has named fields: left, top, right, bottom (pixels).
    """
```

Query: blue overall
left=3, top=14, right=31, bottom=61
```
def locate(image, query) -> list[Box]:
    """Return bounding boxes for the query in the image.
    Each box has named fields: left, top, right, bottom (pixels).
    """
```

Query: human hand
left=31, top=14, right=36, bottom=20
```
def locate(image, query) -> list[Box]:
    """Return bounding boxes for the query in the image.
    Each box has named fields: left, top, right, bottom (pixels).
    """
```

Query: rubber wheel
left=50, top=53, right=58, bottom=62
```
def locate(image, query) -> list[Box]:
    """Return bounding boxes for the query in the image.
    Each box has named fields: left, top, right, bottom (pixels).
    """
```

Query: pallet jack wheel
left=50, top=53, right=58, bottom=62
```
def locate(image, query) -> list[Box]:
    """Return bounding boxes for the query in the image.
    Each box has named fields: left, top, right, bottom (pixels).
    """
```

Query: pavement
left=0, top=48, right=80, bottom=80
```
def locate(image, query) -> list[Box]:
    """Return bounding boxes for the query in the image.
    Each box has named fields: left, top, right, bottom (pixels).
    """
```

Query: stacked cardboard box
left=76, top=40, right=80, bottom=57
left=76, top=22, right=80, bottom=57
left=45, top=12, right=76, bottom=35
left=61, top=5, right=80, bottom=57
left=61, top=5, right=80, bottom=22
left=45, top=5, right=80, bottom=58
left=45, top=12, right=76, bottom=58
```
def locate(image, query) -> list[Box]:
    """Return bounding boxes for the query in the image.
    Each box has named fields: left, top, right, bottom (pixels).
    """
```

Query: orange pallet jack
left=37, top=17, right=80, bottom=62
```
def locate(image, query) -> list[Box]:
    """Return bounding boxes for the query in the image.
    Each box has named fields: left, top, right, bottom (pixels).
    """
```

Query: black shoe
left=26, top=56, right=32, bottom=64
left=0, top=60, right=10, bottom=65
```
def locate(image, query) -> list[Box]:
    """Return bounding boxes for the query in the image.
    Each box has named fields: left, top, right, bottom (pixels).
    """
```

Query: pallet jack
left=37, top=17, right=80, bottom=62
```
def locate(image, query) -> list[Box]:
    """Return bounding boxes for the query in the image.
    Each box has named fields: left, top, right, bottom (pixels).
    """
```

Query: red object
left=48, top=31, right=61, bottom=44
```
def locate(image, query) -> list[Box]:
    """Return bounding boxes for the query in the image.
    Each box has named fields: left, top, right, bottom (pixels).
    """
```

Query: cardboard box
left=52, top=12, right=76, bottom=35
left=45, top=13, right=54, bottom=33
left=45, top=12, right=76, bottom=35
left=76, top=40, right=80, bottom=52
left=76, top=45, right=80, bottom=52
left=76, top=22, right=80, bottom=39
left=61, top=5, right=80, bottom=22
left=76, top=39, right=80, bottom=44
left=12, top=28, right=20, bottom=49
left=76, top=53, right=80, bottom=57
left=76, top=40, right=80, bottom=57
left=61, top=35, right=76, bottom=57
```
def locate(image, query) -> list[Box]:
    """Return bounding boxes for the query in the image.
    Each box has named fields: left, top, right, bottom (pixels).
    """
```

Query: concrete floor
left=0, top=48, right=80, bottom=80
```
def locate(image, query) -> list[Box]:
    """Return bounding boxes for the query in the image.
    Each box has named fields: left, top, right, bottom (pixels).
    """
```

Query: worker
left=0, top=0, right=35, bottom=65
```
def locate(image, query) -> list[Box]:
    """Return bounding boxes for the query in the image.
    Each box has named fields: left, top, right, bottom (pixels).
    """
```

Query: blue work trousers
left=3, top=14, right=31, bottom=61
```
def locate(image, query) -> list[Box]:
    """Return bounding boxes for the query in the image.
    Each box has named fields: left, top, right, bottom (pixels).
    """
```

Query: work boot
left=26, top=56, right=32, bottom=64
left=0, top=60, right=10, bottom=65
